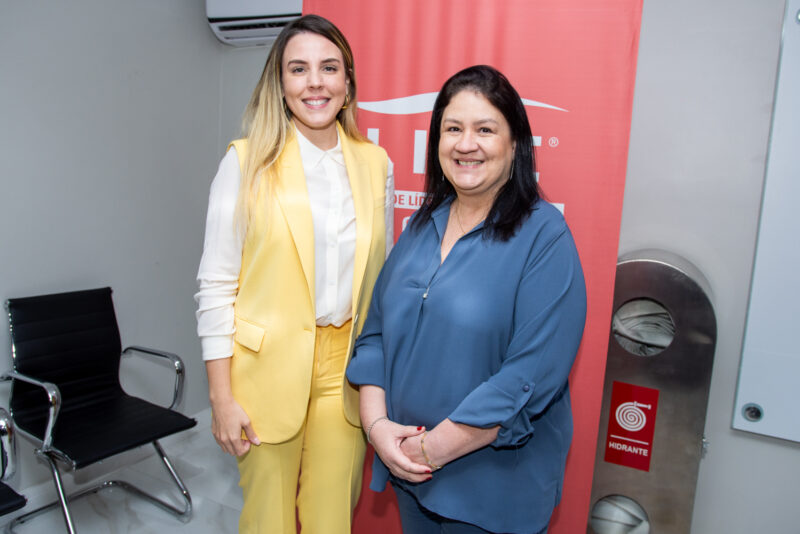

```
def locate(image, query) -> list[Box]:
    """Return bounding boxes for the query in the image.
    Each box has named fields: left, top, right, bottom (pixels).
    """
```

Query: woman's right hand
left=210, top=397, right=260, bottom=456
left=370, top=420, right=431, bottom=483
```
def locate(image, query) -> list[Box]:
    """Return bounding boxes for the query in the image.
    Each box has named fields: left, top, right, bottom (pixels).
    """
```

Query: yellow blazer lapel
left=339, top=123, right=374, bottom=309
left=274, top=133, right=315, bottom=301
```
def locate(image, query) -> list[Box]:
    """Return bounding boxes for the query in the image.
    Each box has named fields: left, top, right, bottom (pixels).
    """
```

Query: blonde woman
left=195, top=14, right=394, bottom=533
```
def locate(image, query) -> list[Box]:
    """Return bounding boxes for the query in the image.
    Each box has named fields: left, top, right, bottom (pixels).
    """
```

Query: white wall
left=0, top=0, right=265, bottom=489
left=621, top=1, right=800, bottom=532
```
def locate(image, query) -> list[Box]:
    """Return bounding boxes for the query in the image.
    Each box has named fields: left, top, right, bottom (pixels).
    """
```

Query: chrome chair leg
left=152, top=440, right=192, bottom=518
left=43, top=452, right=76, bottom=533
left=6, top=450, right=77, bottom=534
left=6, top=441, right=192, bottom=533
left=94, top=441, right=192, bottom=520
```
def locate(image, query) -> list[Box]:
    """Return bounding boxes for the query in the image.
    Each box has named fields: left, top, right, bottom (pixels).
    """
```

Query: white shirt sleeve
left=385, top=158, right=395, bottom=257
left=195, top=147, right=243, bottom=361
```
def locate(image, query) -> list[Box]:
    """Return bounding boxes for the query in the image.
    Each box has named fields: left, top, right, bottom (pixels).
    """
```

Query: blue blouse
left=346, top=198, right=586, bottom=534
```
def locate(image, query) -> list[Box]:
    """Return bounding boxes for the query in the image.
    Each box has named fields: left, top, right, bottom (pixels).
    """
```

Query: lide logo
left=358, top=92, right=568, bottom=229
left=359, top=92, right=568, bottom=114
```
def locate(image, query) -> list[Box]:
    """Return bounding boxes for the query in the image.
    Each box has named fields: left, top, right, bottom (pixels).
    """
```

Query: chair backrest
left=6, top=288, right=123, bottom=423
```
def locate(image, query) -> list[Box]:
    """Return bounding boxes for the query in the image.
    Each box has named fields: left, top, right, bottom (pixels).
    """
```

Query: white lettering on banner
left=413, top=130, right=427, bottom=174
left=369, top=129, right=546, bottom=155
left=367, top=128, right=379, bottom=145
left=368, top=128, right=552, bottom=180
left=394, top=190, right=427, bottom=209
left=393, top=189, right=565, bottom=216
left=608, top=441, right=649, bottom=456
left=363, top=95, right=566, bottom=214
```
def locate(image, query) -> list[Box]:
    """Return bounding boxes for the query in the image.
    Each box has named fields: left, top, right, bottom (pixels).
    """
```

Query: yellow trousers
left=236, top=321, right=366, bottom=534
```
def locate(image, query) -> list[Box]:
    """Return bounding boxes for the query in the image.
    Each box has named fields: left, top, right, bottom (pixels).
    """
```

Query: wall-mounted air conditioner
left=206, top=0, right=302, bottom=48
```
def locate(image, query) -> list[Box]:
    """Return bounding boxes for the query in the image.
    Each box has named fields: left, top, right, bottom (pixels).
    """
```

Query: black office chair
left=0, top=408, right=26, bottom=518
left=1, top=287, right=197, bottom=533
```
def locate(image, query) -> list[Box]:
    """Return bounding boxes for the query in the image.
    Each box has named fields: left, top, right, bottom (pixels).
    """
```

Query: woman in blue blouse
left=347, top=65, right=586, bottom=533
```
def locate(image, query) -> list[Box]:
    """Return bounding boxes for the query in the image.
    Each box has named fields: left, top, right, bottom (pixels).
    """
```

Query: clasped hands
left=369, top=418, right=437, bottom=483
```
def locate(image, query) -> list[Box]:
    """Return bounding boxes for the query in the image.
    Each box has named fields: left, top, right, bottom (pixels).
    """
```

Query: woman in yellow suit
left=195, top=14, right=405, bottom=533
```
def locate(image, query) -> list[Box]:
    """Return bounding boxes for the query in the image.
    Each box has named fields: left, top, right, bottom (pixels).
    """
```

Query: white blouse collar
left=294, top=126, right=345, bottom=169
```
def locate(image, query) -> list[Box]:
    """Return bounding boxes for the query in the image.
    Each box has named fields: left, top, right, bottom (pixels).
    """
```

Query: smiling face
left=281, top=32, right=349, bottom=148
left=438, top=90, right=516, bottom=206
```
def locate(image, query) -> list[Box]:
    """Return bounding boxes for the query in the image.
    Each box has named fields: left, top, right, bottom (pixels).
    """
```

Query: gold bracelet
left=420, top=431, right=442, bottom=470
left=365, top=415, right=389, bottom=444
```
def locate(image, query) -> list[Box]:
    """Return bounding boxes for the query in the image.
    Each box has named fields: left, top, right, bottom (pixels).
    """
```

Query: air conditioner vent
left=217, top=20, right=291, bottom=32
left=208, top=13, right=301, bottom=48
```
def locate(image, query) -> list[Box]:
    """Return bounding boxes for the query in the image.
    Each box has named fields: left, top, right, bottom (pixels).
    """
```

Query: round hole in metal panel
left=590, top=495, right=650, bottom=534
left=742, top=403, right=764, bottom=422
left=612, top=298, right=675, bottom=356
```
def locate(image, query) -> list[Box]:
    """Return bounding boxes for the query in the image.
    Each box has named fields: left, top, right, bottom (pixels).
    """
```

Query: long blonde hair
left=236, top=14, right=368, bottom=229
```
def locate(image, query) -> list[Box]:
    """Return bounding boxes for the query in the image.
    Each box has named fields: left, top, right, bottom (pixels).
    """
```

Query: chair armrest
left=0, top=372, right=61, bottom=453
left=122, top=346, right=185, bottom=410
left=0, top=408, right=17, bottom=480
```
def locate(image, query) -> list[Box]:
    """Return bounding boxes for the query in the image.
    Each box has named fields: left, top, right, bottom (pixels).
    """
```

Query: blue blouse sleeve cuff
left=345, top=344, right=386, bottom=388
left=448, top=380, right=536, bottom=447
left=369, top=456, right=390, bottom=492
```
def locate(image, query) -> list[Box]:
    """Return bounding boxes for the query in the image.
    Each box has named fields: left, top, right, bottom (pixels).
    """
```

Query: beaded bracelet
left=420, top=431, right=442, bottom=471
left=365, top=415, right=389, bottom=444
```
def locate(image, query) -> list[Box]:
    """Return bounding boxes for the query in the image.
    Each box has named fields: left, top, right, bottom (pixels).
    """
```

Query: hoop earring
left=508, top=159, right=515, bottom=181
left=341, top=93, right=351, bottom=110
left=282, top=96, right=291, bottom=117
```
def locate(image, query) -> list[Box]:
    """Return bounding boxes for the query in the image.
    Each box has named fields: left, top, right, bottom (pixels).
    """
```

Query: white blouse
left=195, top=129, right=394, bottom=361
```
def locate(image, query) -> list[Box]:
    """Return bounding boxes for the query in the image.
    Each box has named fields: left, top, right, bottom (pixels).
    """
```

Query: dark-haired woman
left=347, top=65, right=586, bottom=534
left=195, top=14, right=393, bottom=534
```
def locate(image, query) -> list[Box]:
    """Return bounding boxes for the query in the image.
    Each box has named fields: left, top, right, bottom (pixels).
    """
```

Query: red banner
left=604, top=381, right=660, bottom=472
left=304, top=1, right=642, bottom=532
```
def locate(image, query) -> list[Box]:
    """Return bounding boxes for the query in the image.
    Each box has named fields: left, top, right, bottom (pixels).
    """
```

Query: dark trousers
left=392, top=483, right=546, bottom=534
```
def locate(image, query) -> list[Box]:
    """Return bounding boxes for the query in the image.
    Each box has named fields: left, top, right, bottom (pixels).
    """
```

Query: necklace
left=453, top=199, right=488, bottom=236
left=453, top=201, right=467, bottom=235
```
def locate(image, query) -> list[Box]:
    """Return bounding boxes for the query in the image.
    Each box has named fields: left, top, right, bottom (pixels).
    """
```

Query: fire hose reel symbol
left=615, top=401, right=651, bottom=432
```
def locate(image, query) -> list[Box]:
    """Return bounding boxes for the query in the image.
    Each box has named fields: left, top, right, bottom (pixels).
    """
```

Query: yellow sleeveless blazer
left=229, top=124, right=388, bottom=443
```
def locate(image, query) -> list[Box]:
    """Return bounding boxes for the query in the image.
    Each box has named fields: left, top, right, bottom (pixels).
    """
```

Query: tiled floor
left=2, top=408, right=244, bottom=534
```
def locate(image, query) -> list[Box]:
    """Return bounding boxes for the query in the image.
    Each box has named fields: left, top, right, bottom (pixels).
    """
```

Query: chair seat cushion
left=0, top=482, right=26, bottom=516
left=15, top=394, right=197, bottom=468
